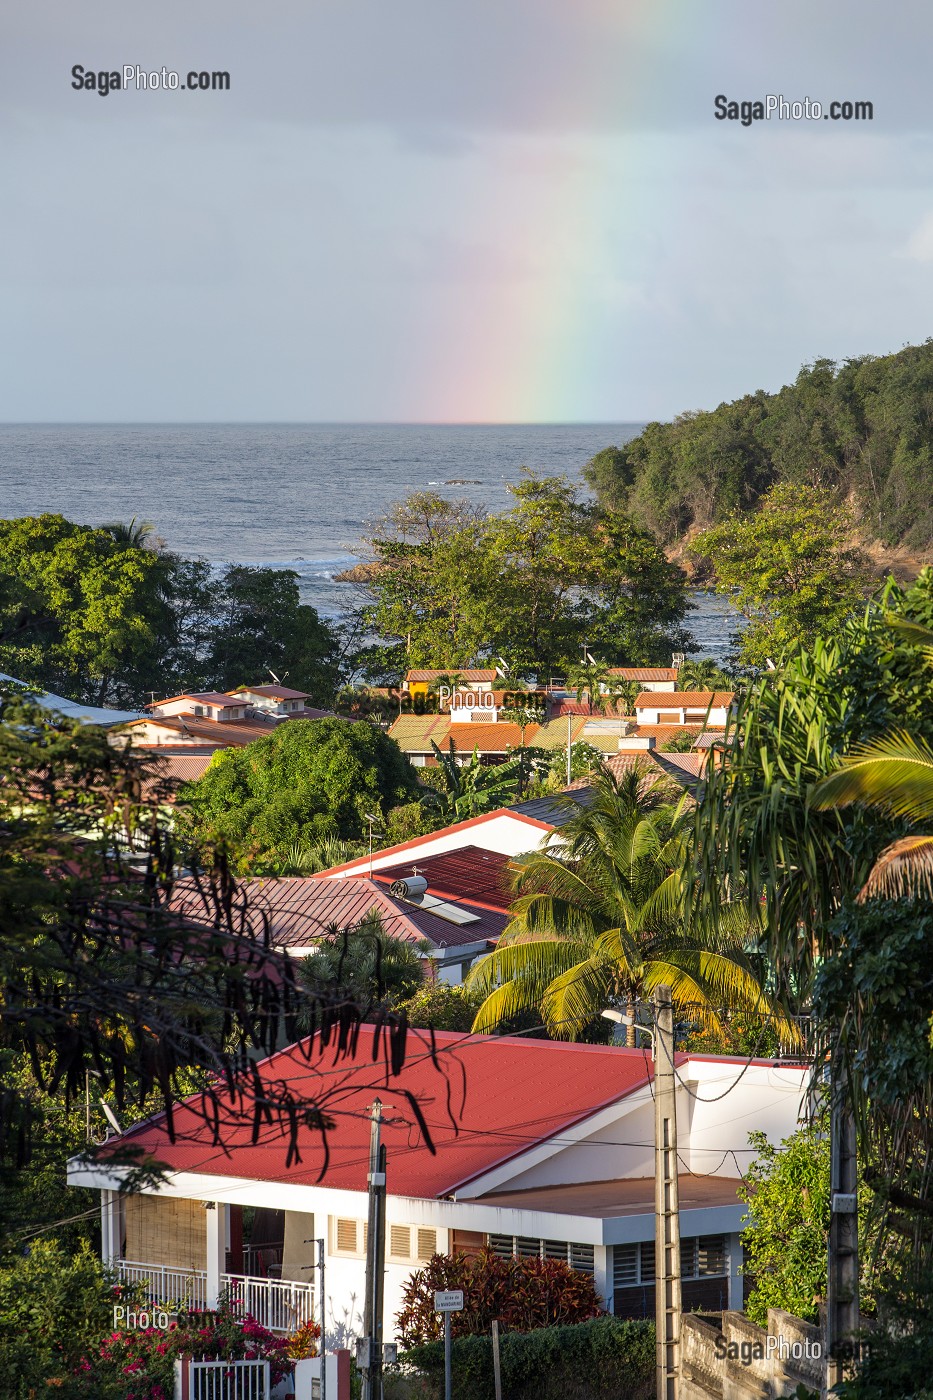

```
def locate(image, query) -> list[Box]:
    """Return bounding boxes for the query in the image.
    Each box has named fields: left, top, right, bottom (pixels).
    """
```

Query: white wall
left=681, top=1062, right=809, bottom=1175
left=323, top=811, right=551, bottom=878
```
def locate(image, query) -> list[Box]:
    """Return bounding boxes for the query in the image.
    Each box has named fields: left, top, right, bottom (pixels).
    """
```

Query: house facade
left=69, top=1031, right=809, bottom=1343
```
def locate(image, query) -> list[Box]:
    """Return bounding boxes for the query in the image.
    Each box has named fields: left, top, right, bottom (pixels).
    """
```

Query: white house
left=634, top=690, right=735, bottom=729
left=69, top=1030, right=809, bottom=1343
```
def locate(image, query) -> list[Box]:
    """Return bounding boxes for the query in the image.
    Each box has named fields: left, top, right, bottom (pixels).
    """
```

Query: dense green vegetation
left=692, top=569, right=933, bottom=1383
left=0, top=514, right=339, bottom=707
left=178, top=715, right=421, bottom=866
left=692, top=483, right=874, bottom=668
left=401, top=1316, right=654, bottom=1400
left=358, top=472, right=691, bottom=679
left=584, top=343, right=933, bottom=549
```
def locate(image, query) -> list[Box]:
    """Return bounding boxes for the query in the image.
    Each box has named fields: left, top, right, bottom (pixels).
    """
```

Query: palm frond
left=464, top=938, right=582, bottom=996
left=859, top=834, right=933, bottom=902
left=540, top=956, right=616, bottom=1040
left=470, top=980, right=541, bottom=1033
left=811, top=730, right=933, bottom=823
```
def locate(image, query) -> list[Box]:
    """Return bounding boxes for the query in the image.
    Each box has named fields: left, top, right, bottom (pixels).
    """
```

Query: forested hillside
left=584, top=342, right=933, bottom=550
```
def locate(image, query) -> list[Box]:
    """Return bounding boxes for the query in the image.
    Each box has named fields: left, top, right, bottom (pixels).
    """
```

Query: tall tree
left=361, top=473, right=691, bottom=677
left=691, top=483, right=873, bottom=670
left=467, top=769, right=781, bottom=1042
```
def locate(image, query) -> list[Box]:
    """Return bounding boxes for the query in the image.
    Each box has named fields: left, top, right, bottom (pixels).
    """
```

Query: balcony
left=117, top=1259, right=314, bottom=1334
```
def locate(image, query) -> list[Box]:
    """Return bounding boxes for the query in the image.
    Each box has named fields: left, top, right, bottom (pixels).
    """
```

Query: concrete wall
left=681, top=1309, right=822, bottom=1400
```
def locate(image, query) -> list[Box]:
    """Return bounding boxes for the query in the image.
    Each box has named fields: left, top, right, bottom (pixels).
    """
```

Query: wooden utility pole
left=654, top=984, right=681, bottom=1400
left=825, top=1071, right=859, bottom=1394
left=361, top=1101, right=387, bottom=1400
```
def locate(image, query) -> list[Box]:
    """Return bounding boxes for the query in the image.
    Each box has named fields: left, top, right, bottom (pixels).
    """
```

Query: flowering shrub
left=396, top=1250, right=602, bottom=1348
left=93, top=1304, right=311, bottom=1398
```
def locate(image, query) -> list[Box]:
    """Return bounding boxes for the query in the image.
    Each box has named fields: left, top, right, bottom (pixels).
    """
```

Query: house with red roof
left=69, top=1029, right=809, bottom=1343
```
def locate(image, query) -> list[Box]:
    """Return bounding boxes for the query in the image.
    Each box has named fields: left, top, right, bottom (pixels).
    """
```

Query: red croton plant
left=396, top=1249, right=602, bottom=1348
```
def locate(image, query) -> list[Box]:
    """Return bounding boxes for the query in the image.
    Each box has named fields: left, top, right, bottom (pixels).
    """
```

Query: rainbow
left=407, top=1, right=675, bottom=424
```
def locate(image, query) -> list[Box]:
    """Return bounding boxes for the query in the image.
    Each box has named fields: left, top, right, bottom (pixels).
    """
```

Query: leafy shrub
left=0, top=1239, right=123, bottom=1399
left=396, top=1250, right=601, bottom=1348
left=399, top=982, right=485, bottom=1031
left=402, top=1314, right=654, bottom=1400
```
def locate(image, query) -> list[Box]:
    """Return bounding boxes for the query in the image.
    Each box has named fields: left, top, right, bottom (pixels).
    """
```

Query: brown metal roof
left=230, top=684, right=311, bottom=701
left=374, top=845, right=514, bottom=912
left=172, top=874, right=505, bottom=951
left=605, top=668, right=679, bottom=682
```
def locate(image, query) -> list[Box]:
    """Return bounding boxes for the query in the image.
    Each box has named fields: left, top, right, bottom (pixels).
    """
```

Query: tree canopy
left=178, top=715, right=421, bottom=865
left=357, top=472, right=691, bottom=678
left=0, top=514, right=339, bottom=707
left=692, top=482, right=874, bottom=669
left=583, top=342, right=933, bottom=549
left=0, top=686, right=429, bottom=1183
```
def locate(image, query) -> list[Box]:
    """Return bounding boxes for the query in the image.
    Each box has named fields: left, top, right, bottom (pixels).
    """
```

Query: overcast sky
left=2, top=0, right=932, bottom=422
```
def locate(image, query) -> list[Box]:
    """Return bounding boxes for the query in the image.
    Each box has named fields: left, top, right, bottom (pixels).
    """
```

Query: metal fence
left=190, top=1358, right=271, bottom=1400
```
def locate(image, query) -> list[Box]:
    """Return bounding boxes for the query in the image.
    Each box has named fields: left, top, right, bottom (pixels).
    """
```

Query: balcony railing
left=116, top=1259, right=314, bottom=1333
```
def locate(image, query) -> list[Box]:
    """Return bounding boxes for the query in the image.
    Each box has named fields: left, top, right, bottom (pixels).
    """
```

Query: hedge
left=401, top=1315, right=654, bottom=1400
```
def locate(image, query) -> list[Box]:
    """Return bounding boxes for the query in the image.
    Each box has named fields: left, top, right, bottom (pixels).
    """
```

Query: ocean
left=0, top=423, right=737, bottom=661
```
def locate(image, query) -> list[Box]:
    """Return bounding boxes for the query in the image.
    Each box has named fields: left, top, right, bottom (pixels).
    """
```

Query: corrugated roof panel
left=108, top=1030, right=657, bottom=1197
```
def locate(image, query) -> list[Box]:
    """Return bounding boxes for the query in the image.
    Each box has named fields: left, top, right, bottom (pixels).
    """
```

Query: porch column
left=593, top=1245, right=611, bottom=1313
left=205, top=1204, right=227, bottom=1308
left=728, top=1232, right=744, bottom=1309
left=100, top=1190, right=122, bottom=1266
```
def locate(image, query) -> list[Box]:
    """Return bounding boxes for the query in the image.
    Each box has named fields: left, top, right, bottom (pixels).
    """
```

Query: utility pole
left=318, top=1238, right=327, bottom=1400
left=654, top=984, right=681, bottom=1400
left=360, top=1101, right=387, bottom=1400
left=566, top=712, right=572, bottom=786
left=825, top=1069, right=859, bottom=1394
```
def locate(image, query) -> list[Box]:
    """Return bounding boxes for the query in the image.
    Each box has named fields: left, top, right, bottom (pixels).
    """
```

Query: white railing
left=118, top=1258, right=208, bottom=1310
left=223, top=1272, right=315, bottom=1332
left=190, top=1358, right=271, bottom=1400
left=117, top=1260, right=313, bottom=1333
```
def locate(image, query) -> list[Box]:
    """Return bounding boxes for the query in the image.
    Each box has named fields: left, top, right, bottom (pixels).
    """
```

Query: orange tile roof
left=634, top=691, right=734, bottom=708
left=152, top=691, right=244, bottom=708
left=406, top=669, right=498, bottom=684
left=606, top=667, right=678, bottom=681
left=124, top=712, right=310, bottom=748
left=446, top=722, right=539, bottom=752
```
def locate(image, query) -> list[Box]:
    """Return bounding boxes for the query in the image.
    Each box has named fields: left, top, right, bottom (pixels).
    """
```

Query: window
left=416, top=1229, right=438, bottom=1261
left=613, top=1236, right=727, bottom=1291
left=684, top=711, right=707, bottom=723
left=389, top=1225, right=411, bottom=1260
left=387, top=1224, right=437, bottom=1263
left=193, top=706, right=204, bottom=716
left=332, top=1218, right=368, bottom=1257
left=487, top=1235, right=594, bottom=1275
left=656, top=711, right=679, bottom=723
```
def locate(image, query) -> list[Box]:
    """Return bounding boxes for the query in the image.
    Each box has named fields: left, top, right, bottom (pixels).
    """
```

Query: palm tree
left=299, top=912, right=427, bottom=1009
left=421, top=740, right=547, bottom=822
left=812, top=618, right=933, bottom=900
left=467, top=767, right=785, bottom=1043
left=101, top=517, right=156, bottom=549
left=677, top=657, right=734, bottom=692
left=566, top=660, right=612, bottom=715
